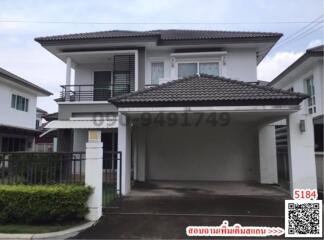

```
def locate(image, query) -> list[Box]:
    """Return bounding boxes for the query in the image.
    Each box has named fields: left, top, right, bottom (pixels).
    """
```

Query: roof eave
left=269, top=51, right=323, bottom=86
left=111, top=98, right=305, bottom=108
left=0, top=71, right=52, bottom=96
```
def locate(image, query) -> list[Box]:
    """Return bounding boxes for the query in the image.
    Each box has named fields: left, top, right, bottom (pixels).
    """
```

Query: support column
left=137, top=127, right=147, bottom=182
left=52, top=137, right=58, bottom=152
left=118, top=113, right=131, bottom=195
left=85, top=130, right=103, bottom=221
left=288, top=112, right=317, bottom=194
left=259, top=124, right=278, bottom=184
left=65, top=57, right=72, bottom=101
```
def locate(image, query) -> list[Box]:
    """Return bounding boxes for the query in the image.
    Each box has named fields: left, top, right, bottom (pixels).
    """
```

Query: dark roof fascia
left=157, top=36, right=282, bottom=46
left=0, top=70, right=52, bottom=96
left=112, top=98, right=303, bottom=108
left=36, top=35, right=281, bottom=48
left=0, top=124, right=41, bottom=136
left=269, top=51, right=323, bottom=86
left=61, top=46, right=145, bottom=53
left=35, top=36, right=160, bottom=46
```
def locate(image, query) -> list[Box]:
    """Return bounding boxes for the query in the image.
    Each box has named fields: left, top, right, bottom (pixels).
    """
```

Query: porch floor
left=73, top=181, right=292, bottom=239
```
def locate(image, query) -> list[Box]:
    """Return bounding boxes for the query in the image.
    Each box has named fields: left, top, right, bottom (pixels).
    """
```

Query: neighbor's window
left=304, top=76, right=316, bottom=114
left=178, top=62, right=219, bottom=78
left=151, top=62, right=164, bottom=84
left=11, top=94, right=29, bottom=112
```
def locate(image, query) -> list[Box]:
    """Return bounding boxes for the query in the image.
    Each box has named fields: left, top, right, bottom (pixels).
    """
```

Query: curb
left=0, top=221, right=96, bottom=240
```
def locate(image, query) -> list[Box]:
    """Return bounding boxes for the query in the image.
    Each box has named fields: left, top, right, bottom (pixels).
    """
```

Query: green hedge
left=0, top=184, right=92, bottom=224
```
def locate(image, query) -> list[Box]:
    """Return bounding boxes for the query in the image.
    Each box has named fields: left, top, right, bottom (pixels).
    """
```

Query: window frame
left=11, top=94, right=29, bottom=112
left=304, top=76, right=316, bottom=114
left=176, top=58, right=221, bottom=79
left=150, top=61, right=165, bottom=85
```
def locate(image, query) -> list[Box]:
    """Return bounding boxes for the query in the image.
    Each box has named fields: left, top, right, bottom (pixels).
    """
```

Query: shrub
left=0, top=184, right=92, bottom=224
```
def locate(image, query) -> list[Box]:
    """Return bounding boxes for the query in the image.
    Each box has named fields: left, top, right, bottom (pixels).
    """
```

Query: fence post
left=85, top=130, right=103, bottom=221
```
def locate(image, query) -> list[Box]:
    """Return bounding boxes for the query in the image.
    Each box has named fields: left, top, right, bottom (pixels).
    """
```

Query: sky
left=0, top=0, right=323, bottom=113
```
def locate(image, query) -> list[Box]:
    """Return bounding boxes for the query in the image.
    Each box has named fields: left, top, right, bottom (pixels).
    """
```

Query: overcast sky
left=0, top=0, right=323, bottom=113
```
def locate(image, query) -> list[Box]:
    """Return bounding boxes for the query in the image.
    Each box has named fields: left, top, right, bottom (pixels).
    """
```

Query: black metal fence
left=102, top=151, right=122, bottom=208
left=59, top=84, right=130, bottom=102
left=0, top=152, right=85, bottom=185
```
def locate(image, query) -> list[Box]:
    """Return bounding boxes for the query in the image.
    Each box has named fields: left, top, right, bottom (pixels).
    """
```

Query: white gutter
left=118, top=105, right=300, bottom=114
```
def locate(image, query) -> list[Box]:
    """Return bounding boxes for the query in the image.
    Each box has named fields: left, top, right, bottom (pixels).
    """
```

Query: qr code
left=285, top=200, right=322, bottom=238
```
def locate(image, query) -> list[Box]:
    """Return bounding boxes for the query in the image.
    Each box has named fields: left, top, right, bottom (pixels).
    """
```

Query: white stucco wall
left=143, top=122, right=259, bottom=181
left=277, top=62, right=323, bottom=117
left=226, top=49, right=257, bottom=82
left=74, top=63, right=113, bottom=87
left=0, top=80, right=37, bottom=129
left=144, top=48, right=257, bottom=84
left=72, top=47, right=258, bottom=90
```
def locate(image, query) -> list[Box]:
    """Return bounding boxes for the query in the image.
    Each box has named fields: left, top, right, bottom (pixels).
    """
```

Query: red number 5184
left=293, top=189, right=318, bottom=200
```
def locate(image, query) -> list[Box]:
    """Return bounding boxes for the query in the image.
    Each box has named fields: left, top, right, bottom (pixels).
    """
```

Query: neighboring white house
left=269, top=45, right=324, bottom=193
left=0, top=67, right=52, bottom=152
left=35, top=29, right=317, bottom=205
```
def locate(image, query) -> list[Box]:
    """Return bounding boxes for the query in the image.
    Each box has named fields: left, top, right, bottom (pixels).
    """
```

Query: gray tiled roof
left=110, top=75, right=307, bottom=107
left=307, top=44, right=324, bottom=53
left=0, top=67, right=52, bottom=96
left=35, top=29, right=282, bottom=42
left=269, top=44, right=323, bottom=86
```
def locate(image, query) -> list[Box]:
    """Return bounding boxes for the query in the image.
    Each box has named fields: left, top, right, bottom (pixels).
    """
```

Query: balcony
left=60, top=51, right=138, bottom=103
left=58, top=84, right=130, bottom=102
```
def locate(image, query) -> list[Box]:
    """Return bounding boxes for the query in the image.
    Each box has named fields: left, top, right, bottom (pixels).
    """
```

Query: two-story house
left=0, top=67, right=52, bottom=152
left=269, top=45, right=323, bottom=193
left=36, top=29, right=317, bottom=197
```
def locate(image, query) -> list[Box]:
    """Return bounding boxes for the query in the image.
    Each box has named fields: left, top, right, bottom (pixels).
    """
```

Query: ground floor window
left=1, top=137, right=26, bottom=152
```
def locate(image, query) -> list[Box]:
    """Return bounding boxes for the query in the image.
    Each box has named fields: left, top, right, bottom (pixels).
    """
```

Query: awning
left=45, top=119, right=118, bottom=129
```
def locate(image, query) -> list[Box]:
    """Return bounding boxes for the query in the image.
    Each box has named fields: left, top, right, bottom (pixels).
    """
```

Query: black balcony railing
left=58, top=84, right=130, bottom=102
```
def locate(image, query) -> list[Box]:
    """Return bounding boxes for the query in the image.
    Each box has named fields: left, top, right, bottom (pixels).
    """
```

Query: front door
left=93, top=71, right=111, bottom=101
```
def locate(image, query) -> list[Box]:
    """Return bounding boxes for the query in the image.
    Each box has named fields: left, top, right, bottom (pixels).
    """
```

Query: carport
left=110, top=75, right=317, bottom=196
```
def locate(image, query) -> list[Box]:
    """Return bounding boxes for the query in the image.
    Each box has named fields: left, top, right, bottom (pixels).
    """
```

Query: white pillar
left=65, top=57, right=72, bottom=101
left=137, top=127, right=146, bottom=182
left=134, top=50, right=139, bottom=91
left=259, top=124, right=278, bottom=184
left=85, top=130, right=103, bottom=221
left=53, top=137, right=58, bottom=152
left=66, top=57, right=72, bottom=86
left=118, top=113, right=131, bottom=195
left=288, top=112, right=317, bottom=194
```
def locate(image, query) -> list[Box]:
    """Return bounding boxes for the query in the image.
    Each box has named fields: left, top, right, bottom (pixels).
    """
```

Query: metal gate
left=102, top=151, right=122, bottom=208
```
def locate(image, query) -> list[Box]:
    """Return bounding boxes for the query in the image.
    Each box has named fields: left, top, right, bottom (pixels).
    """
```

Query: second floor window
left=11, top=94, right=29, bottom=112
left=151, top=62, right=164, bottom=84
left=304, top=76, right=316, bottom=114
left=178, top=62, right=219, bottom=78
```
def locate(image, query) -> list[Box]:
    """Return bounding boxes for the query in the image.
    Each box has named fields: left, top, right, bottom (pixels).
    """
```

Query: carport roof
left=110, top=75, right=308, bottom=107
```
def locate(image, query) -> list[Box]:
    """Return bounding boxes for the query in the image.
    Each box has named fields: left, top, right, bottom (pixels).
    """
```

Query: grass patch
left=0, top=221, right=86, bottom=234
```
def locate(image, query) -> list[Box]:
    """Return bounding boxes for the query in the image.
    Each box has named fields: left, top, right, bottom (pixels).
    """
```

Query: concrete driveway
left=73, top=181, right=290, bottom=239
